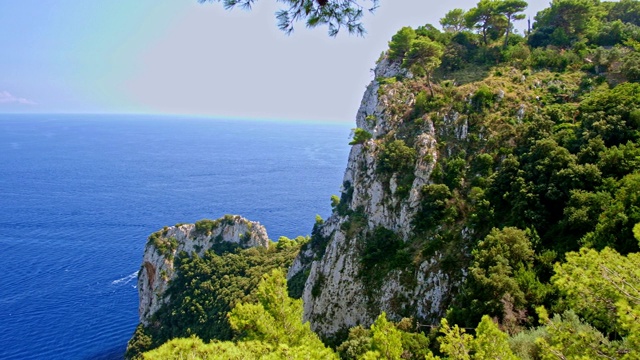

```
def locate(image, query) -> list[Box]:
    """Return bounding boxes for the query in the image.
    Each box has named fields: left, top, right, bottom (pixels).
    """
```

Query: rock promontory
left=137, top=215, right=269, bottom=325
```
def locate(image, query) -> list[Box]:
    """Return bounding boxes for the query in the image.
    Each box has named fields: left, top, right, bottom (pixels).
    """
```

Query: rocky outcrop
left=137, top=215, right=269, bottom=325
left=288, top=56, right=464, bottom=338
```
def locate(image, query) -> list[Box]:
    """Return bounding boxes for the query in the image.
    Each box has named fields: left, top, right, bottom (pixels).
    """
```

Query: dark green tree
left=402, top=37, right=444, bottom=95
left=440, top=8, right=467, bottom=33
left=388, top=27, right=417, bottom=61
left=465, top=0, right=501, bottom=46
left=529, top=0, right=599, bottom=47
left=495, top=0, right=527, bottom=48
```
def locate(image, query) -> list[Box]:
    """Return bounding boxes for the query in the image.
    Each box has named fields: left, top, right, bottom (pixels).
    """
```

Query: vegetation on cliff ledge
left=346, top=0, right=640, bottom=335
left=126, top=236, right=307, bottom=358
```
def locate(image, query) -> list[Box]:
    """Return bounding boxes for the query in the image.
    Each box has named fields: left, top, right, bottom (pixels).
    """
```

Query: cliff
left=288, top=39, right=640, bottom=336
left=137, top=215, right=269, bottom=325
left=287, top=56, right=460, bottom=337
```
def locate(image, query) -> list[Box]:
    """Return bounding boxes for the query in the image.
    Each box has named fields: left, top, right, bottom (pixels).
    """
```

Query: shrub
left=414, top=184, right=452, bottom=232
left=331, top=194, right=341, bottom=209
left=472, top=85, right=495, bottom=111
left=503, top=43, right=531, bottom=67
left=441, top=43, right=468, bottom=71
left=377, top=139, right=417, bottom=199
left=377, top=77, right=397, bottom=85
left=361, top=226, right=404, bottom=267
left=413, top=91, right=429, bottom=116
left=148, top=231, right=178, bottom=257
left=195, top=219, right=219, bottom=235
left=350, top=128, right=373, bottom=145
left=377, top=139, right=416, bottom=174
left=388, top=27, right=417, bottom=60
left=621, top=51, right=640, bottom=82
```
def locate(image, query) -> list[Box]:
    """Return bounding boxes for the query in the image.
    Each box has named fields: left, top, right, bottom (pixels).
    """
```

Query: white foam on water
left=111, top=271, right=138, bottom=286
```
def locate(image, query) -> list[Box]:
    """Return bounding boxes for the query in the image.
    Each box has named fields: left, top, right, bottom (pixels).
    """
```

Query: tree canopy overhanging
left=198, top=0, right=379, bottom=36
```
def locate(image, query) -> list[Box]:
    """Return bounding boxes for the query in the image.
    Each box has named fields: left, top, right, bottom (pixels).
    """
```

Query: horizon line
left=0, top=112, right=355, bottom=125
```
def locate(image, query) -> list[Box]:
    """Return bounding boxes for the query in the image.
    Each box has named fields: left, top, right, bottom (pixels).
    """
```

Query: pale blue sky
left=0, top=0, right=547, bottom=122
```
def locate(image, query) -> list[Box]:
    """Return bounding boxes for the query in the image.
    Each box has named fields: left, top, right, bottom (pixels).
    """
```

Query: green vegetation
left=377, top=139, right=417, bottom=199
left=147, top=231, right=178, bottom=258
left=141, top=270, right=337, bottom=359
left=126, top=240, right=304, bottom=358
left=366, top=0, right=640, bottom=333
left=142, top=272, right=431, bottom=360
left=350, top=128, right=373, bottom=145
left=389, top=27, right=417, bottom=60
left=131, top=1, right=640, bottom=358
left=337, top=313, right=430, bottom=359
left=348, top=0, right=640, bottom=354
left=403, top=37, right=443, bottom=95
left=194, top=214, right=238, bottom=236
left=141, top=254, right=640, bottom=358
left=359, top=226, right=410, bottom=294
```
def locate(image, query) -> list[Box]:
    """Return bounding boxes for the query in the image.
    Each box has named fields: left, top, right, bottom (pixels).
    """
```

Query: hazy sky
left=0, top=0, right=547, bottom=122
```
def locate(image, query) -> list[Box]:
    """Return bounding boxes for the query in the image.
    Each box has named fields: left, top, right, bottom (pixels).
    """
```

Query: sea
left=0, top=114, right=352, bottom=360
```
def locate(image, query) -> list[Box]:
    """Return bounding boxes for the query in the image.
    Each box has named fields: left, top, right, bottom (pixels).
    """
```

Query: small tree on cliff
left=496, top=0, right=528, bottom=48
left=440, top=8, right=468, bottom=33
left=465, top=0, right=501, bottom=46
left=402, top=38, right=444, bottom=96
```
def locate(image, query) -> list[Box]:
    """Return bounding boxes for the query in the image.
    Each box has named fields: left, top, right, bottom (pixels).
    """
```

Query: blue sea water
left=0, top=114, right=351, bottom=360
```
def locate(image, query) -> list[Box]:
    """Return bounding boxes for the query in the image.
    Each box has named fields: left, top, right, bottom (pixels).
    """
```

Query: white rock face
left=302, top=221, right=373, bottom=332
left=290, top=56, right=458, bottom=338
left=137, top=215, right=269, bottom=325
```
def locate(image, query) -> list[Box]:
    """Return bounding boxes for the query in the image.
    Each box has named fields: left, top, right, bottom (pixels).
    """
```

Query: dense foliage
left=142, top=270, right=432, bottom=359
left=125, top=238, right=305, bottom=358
left=141, top=270, right=336, bottom=359
left=367, top=0, right=640, bottom=335
left=142, top=246, right=640, bottom=358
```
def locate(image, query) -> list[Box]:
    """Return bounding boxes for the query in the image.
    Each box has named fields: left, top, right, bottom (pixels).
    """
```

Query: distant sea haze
left=0, top=114, right=350, bottom=359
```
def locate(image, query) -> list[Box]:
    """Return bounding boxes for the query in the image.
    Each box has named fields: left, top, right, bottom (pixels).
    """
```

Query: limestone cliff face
left=288, top=56, right=467, bottom=337
left=138, top=215, right=269, bottom=325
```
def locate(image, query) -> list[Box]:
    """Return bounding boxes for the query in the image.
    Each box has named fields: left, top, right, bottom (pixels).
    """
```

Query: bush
left=195, top=219, right=219, bottom=235
left=413, top=91, right=429, bottom=116
left=472, top=85, right=495, bottom=111
left=441, top=43, right=468, bottom=71
left=503, top=43, right=531, bottom=67
left=350, top=128, right=373, bottom=145
left=361, top=227, right=404, bottom=266
left=388, top=27, right=416, bottom=60
left=530, top=48, right=581, bottom=72
left=360, top=227, right=409, bottom=288
left=148, top=231, right=178, bottom=257
left=377, top=139, right=416, bottom=174
left=377, top=139, right=417, bottom=199
left=621, top=51, right=640, bottom=82
left=330, top=194, right=341, bottom=209
left=413, top=184, right=452, bottom=233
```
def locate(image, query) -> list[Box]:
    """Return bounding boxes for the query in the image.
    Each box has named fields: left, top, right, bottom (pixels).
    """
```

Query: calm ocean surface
left=0, top=114, right=351, bottom=359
